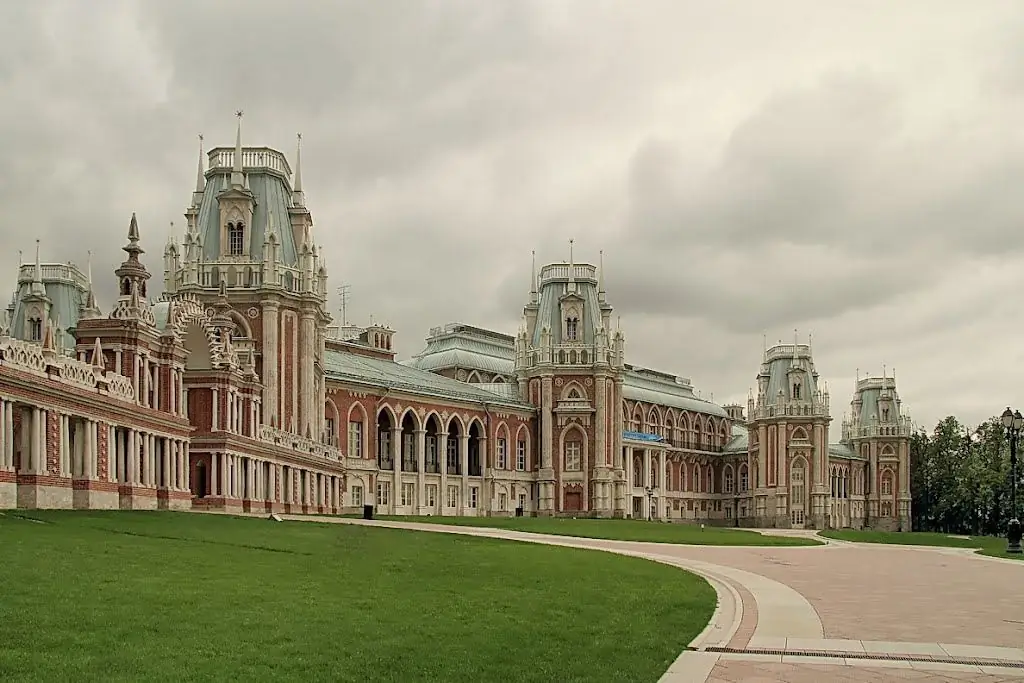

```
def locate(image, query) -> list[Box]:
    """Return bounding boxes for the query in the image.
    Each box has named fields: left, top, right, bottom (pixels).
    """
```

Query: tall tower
left=172, top=115, right=330, bottom=439
left=514, top=245, right=625, bottom=517
left=842, top=370, right=912, bottom=531
left=746, top=335, right=831, bottom=528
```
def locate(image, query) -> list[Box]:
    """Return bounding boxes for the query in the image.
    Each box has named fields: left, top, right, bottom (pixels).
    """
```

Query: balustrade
left=0, top=337, right=136, bottom=403
left=259, top=424, right=341, bottom=462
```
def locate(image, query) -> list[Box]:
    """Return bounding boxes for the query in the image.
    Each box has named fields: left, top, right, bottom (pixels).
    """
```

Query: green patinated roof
left=724, top=424, right=748, bottom=453
left=407, top=323, right=516, bottom=377
left=531, top=266, right=604, bottom=346
left=829, top=442, right=866, bottom=460
left=324, top=348, right=533, bottom=410
left=623, top=368, right=729, bottom=418
left=8, top=263, right=90, bottom=350
left=196, top=169, right=300, bottom=266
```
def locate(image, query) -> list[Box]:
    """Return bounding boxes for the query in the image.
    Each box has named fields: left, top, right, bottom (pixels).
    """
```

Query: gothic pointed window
left=28, top=318, right=42, bottom=342
left=882, top=407, right=890, bottom=421
left=564, top=439, right=582, bottom=471
left=228, top=222, right=245, bottom=256
left=566, top=316, right=578, bottom=341
left=792, top=382, right=801, bottom=400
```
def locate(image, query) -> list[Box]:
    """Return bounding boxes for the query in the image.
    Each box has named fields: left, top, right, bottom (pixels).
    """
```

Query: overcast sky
left=3, top=0, right=1024, bottom=431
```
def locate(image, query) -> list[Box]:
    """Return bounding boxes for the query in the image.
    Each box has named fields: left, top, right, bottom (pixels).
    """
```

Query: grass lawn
left=819, top=529, right=1024, bottom=560
left=0, top=511, right=716, bottom=683
left=371, top=515, right=821, bottom=546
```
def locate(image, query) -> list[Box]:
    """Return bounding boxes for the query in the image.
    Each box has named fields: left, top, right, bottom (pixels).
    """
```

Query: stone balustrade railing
left=258, top=424, right=342, bottom=462
left=0, top=336, right=137, bottom=404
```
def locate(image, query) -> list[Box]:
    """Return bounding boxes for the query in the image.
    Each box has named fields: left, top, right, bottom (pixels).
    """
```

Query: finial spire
left=293, top=132, right=304, bottom=200
left=567, top=238, right=576, bottom=290
left=87, top=249, right=93, bottom=284
left=30, top=240, right=44, bottom=295
left=195, top=133, right=205, bottom=194
left=598, top=249, right=605, bottom=295
left=231, top=110, right=244, bottom=188
left=530, top=250, right=537, bottom=296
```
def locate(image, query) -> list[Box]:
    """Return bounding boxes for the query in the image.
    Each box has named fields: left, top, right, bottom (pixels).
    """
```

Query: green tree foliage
left=911, top=413, right=1017, bottom=535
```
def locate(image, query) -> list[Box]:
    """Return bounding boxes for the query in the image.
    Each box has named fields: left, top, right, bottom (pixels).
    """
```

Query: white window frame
left=516, top=440, right=526, bottom=470
left=564, top=441, right=582, bottom=472
left=348, top=421, right=363, bottom=458
left=496, top=438, right=508, bottom=469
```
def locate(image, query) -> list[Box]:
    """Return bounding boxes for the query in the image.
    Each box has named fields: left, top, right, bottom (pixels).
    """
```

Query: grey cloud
left=3, top=1, right=1024, bottom=430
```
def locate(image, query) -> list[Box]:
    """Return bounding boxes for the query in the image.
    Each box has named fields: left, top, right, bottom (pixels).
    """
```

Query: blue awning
left=622, top=430, right=664, bottom=442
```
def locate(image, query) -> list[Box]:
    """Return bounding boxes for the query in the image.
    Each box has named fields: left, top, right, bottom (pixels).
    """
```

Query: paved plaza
left=280, top=515, right=1024, bottom=682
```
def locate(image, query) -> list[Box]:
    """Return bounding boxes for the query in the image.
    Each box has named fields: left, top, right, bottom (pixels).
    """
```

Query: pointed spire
left=92, top=337, right=105, bottom=369
left=293, top=132, right=305, bottom=206
left=193, top=133, right=206, bottom=206
left=231, top=110, right=245, bottom=188
left=530, top=250, right=537, bottom=294
left=598, top=249, right=606, bottom=297
left=0, top=308, right=9, bottom=337
left=30, top=240, right=45, bottom=296
left=567, top=238, right=576, bottom=292
left=87, top=250, right=93, bottom=286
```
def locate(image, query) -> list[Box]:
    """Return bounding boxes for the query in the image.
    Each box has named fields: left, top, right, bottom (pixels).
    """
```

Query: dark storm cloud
left=2, top=0, right=1024, bottom=427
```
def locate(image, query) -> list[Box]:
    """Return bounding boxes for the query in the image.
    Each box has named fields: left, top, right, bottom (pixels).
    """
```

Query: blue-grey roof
left=758, top=343, right=820, bottom=401
left=724, top=424, right=748, bottom=452
left=623, top=367, right=729, bottom=418
left=7, top=262, right=90, bottom=350
left=196, top=166, right=299, bottom=266
left=324, top=348, right=533, bottom=410
left=531, top=264, right=603, bottom=346
left=408, top=323, right=516, bottom=377
left=828, top=442, right=866, bottom=460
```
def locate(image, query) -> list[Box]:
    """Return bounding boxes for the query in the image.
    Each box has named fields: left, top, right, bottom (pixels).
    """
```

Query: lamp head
left=1002, top=407, right=1014, bottom=429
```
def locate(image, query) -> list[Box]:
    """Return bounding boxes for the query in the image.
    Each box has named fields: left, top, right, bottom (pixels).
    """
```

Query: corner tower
left=747, top=335, right=831, bottom=528
left=841, top=370, right=911, bottom=531
left=514, top=245, right=625, bottom=517
left=171, top=115, right=330, bottom=440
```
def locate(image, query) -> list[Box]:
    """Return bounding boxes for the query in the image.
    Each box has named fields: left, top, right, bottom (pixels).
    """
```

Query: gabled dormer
left=215, top=113, right=256, bottom=260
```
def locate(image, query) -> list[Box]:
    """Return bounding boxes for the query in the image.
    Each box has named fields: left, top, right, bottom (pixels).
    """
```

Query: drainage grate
left=695, top=646, right=1024, bottom=669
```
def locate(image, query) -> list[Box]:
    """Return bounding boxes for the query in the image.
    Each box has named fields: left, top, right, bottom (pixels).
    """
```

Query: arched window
left=120, top=277, right=132, bottom=296
left=792, top=381, right=801, bottom=400
left=564, top=439, right=582, bottom=471
left=228, top=222, right=245, bottom=256
left=724, top=466, right=735, bottom=494
left=28, top=318, right=42, bottom=342
left=881, top=470, right=894, bottom=496
left=566, top=316, right=578, bottom=341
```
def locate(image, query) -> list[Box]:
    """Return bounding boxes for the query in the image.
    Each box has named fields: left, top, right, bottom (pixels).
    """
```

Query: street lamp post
left=645, top=486, right=653, bottom=522
left=1000, top=407, right=1022, bottom=554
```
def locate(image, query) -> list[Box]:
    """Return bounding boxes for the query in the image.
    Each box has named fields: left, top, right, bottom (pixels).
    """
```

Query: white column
left=1, top=401, right=11, bottom=469
left=211, top=452, right=219, bottom=496
left=88, top=420, right=98, bottom=479
left=658, top=450, right=667, bottom=520
left=220, top=453, right=230, bottom=497
left=182, top=441, right=190, bottom=492
left=415, top=429, right=426, bottom=511
left=125, top=429, right=136, bottom=484
left=212, top=388, right=220, bottom=431
left=142, top=433, right=152, bottom=486
left=59, top=414, right=69, bottom=477
left=154, top=363, right=161, bottom=411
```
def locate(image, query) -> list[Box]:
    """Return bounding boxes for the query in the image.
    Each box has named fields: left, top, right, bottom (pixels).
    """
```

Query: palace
left=0, top=121, right=912, bottom=530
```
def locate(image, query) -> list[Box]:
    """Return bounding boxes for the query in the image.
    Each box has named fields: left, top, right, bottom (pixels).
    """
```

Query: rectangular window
left=401, top=482, right=415, bottom=507
left=447, top=485, right=458, bottom=509
left=740, top=469, right=748, bottom=492
left=516, top=440, right=526, bottom=470
left=348, top=422, right=363, bottom=458
left=351, top=485, right=363, bottom=508
left=564, top=441, right=582, bottom=472
left=469, top=486, right=479, bottom=509
left=499, top=493, right=507, bottom=511
left=378, top=429, right=391, bottom=468
left=324, top=417, right=335, bottom=446
left=426, top=436, right=439, bottom=472
left=446, top=436, right=459, bottom=473
left=496, top=438, right=507, bottom=469
left=426, top=484, right=437, bottom=508
left=403, top=434, right=416, bottom=470
left=376, top=481, right=390, bottom=507
left=518, top=493, right=526, bottom=510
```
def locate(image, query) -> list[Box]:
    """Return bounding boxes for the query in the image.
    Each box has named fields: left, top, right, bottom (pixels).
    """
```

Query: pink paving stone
left=569, top=540, right=1024, bottom=648
left=708, top=660, right=1018, bottom=682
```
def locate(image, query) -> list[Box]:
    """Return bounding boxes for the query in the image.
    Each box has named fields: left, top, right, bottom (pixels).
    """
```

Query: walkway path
left=281, top=515, right=1024, bottom=682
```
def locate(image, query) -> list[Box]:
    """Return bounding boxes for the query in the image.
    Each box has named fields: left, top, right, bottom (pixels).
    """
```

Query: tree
left=910, top=413, right=1013, bottom=536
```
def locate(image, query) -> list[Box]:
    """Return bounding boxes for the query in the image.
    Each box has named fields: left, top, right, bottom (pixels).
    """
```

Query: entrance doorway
left=564, top=490, right=582, bottom=512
